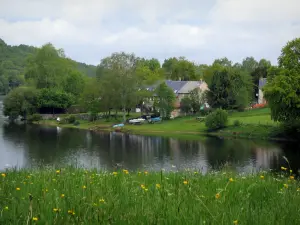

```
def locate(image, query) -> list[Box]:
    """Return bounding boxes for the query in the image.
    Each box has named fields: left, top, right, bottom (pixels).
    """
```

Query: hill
left=0, top=39, right=96, bottom=93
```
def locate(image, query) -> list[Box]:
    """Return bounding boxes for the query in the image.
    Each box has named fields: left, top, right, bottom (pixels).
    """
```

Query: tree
left=3, top=86, right=38, bottom=120
left=212, top=57, right=232, bottom=68
left=180, top=96, right=192, bottom=114
left=97, top=52, right=139, bottom=122
left=264, top=38, right=300, bottom=123
left=189, top=88, right=205, bottom=113
left=37, top=88, right=75, bottom=114
left=154, top=82, right=176, bottom=119
left=205, top=109, right=228, bottom=131
left=62, top=70, right=85, bottom=97
left=162, top=57, right=197, bottom=81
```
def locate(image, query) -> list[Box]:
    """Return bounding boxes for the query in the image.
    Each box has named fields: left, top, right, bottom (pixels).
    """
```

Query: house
left=258, top=78, right=267, bottom=104
left=143, top=80, right=209, bottom=117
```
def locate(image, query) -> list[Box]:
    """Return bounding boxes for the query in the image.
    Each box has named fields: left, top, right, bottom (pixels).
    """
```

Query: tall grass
left=1, top=167, right=299, bottom=224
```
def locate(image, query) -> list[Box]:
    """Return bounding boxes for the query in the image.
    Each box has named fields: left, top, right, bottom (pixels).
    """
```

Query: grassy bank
left=37, top=108, right=278, bottom=140
left=1, top=168, right=299, bottom=224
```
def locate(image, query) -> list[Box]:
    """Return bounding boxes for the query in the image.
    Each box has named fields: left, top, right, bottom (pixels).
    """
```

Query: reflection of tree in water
left=204, top=138, right=282, bottom=172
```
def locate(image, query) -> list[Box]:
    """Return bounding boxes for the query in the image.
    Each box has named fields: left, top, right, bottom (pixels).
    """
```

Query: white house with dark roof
left=258, top=78, right=267, bottom=104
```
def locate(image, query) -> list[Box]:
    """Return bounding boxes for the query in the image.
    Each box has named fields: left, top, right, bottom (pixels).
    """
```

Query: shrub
left=205, top=109, right=228, bottom=131
left=27, top=114, right=43, bottom=123
left=73, top=121, right=80, bottom=126
left=67, top=115, right=76, bottom=124
left=233, top=120, right=241, bottom=127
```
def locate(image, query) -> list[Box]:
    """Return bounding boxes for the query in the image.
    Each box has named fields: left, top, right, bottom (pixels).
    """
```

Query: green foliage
left=205, top=109, right=228, bottom=131
left=37, top=88, right=75, bottom=110
left=264, top=38, right=300, bottom=123
left=27, top=113, right=43, bottom=122
left=233, top=120, right=241, bottom=127
left=180, top=96, right=192, bottom=113
left=206, top=67, right=252, bottom=110
left=67, top=115, right=76, bottom=124
left=155, top=82, right=176, bottom=119
left=162, top=57, right=198, bottom=81
left=3, top=86, right=38, bottom=120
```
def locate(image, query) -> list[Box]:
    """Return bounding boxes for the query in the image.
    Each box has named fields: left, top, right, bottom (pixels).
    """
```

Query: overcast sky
left=1, top=0, right=299, bottom=65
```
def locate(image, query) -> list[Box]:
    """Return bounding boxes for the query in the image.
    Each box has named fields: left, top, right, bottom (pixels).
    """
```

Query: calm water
left=0, top=101, right=300, bottom=173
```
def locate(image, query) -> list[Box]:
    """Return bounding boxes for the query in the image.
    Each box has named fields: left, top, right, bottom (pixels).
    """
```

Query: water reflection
left=1, top=122, right=300, bottom=173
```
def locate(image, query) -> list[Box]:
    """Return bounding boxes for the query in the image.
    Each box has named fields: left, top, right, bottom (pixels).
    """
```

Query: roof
left=259, top=78, right=267, bottom=89
left=165, top=80, right=188, bottom=94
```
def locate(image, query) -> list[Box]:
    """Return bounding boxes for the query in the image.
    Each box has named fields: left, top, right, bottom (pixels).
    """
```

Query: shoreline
left=35, top=118, right=290, bottom=142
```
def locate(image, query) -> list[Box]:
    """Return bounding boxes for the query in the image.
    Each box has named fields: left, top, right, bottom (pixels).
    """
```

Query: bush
left=205, top=109, right=228, bottom=131
left=73, top=121, right=80, bottom=126
left=27, top=113, right=43, bottom=123
left=233, top=120, right=241, bottom=127
left=67, top=115, right=76, bottom=124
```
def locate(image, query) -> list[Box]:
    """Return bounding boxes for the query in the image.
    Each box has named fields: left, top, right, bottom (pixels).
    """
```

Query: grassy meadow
left=1, top=167, right=299, bottom=224
left=37, top=108, right=278, bottom=140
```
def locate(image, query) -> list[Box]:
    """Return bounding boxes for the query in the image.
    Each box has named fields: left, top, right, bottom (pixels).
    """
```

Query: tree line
left=2, top=37, right=299, bottom=127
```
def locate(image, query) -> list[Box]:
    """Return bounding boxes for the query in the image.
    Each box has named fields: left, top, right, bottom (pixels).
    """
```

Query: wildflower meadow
left=0, top=167, right=299, bottom=224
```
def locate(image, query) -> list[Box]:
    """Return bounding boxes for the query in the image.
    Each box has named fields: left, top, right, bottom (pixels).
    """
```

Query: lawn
left=38, top=108, right=278, bottom=140
left=1, top=168, right=299, bottom=224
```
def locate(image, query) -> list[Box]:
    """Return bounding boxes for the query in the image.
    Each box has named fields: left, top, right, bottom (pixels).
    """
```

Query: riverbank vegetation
left=1, top=167, right=299, bottom=224
left=1, top=37, right=300, bottom=140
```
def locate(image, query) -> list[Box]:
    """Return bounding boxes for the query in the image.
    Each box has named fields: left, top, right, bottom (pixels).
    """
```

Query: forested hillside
left=0, top=39, right=96, bottom=94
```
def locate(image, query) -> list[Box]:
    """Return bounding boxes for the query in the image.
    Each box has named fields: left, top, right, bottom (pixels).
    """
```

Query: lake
left=0, top=100, right=300, bottom=173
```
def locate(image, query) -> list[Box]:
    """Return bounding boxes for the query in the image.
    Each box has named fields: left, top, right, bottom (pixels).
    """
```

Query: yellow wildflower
left=290, top=176, right=295, bottom=180
left=141, top=184, right=146, bottom=189
left=260, top=175, right=264, bottom=179
left=229, top=178, right=234, bottom=182
left=32, top=217, right=38, bottom=221
left=68, top=210, right=72, bottom=214
left=27, top=175, right=31, bottom=179
left=4, top=206, right=8, bottom=210
left=144, top=171, right=148, bottom=175
left=82, top=185, right=87, bottom=189
left=99, top=198, right=105, bottom=203
left=281, top=166, right=287, bottom=171
left=215, top=193, right=220, bottom=199
left=283, top=184, right=288, bottom=188
left=112, top=172, right=118, bottom=175
left=56, top=170, right=60, bottom=174
left=290, top=169, right=293, bottom=173
left=53, top=208, right=60, bottom=213
left=61, top=194, right=65, bottom=198
left=123, top=169, right=129, bottom=174
left=156, top=184, right=161, bottom=189
left=233, top=220, right=238, bottom=224
left=183, top=180, right=188, bottom=185
left=144, top=188, right=148, bottom=191
left=16, top=187, right=21, bottom=191
left=1, top=173, right=6, bottom=178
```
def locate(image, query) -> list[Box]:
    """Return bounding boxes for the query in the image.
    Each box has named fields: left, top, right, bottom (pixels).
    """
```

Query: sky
left=0, top=0, right=299, bottom=66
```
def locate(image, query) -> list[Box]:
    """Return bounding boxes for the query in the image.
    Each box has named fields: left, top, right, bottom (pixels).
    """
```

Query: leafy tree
left=189, top=88, right=206, bottom=113
left=37, top=88, right=75, bottom=114
left=162, top=57, right=197, bottom=81
left=154, top=82, right=176, bottom=119
left=97, top=52, right=139, bottom=122
left=264, top=37, right=300, bottom=123
left=212, top=57, right=232, bottom=68
left=180, top=96, right=192, bottom=114
left=3, top=86, right=38, bottom=120
left=62, top=70, right=85, bottom=97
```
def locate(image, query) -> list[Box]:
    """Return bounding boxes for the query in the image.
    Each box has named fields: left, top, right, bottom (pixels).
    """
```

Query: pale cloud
left=0, top=0, right=299, bottom=65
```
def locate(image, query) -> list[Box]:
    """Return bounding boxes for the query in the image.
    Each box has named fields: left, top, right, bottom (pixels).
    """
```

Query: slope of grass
left=1, top=168, right=299, bottom=224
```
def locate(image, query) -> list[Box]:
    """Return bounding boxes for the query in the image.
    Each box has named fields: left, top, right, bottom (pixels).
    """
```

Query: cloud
left=0, top=0, right=299, bottom=65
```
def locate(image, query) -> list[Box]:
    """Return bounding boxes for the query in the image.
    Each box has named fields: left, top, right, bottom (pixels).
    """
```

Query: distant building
left=258, top=78, right=267, bottom=104
left=143, top=80, right=209, bottom=117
